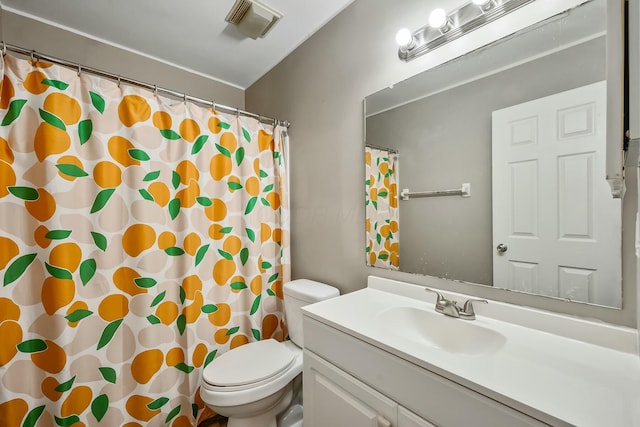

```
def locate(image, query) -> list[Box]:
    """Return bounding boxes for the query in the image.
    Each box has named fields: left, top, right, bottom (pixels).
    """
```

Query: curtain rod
left=365, top=143, right=399, bottom=154
left=0, top=42, right=290, bottom=128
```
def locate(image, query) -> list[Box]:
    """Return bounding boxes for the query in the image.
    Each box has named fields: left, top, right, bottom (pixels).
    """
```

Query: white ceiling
left=1, top=0, right=355, bottom=89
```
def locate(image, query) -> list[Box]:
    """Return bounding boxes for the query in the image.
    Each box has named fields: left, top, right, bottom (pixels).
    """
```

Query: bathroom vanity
left=301, top=277, right=640, bottom=427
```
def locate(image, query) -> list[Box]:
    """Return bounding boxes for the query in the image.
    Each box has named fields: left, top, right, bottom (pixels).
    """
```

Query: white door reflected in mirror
left=492, top=81, right=621, bottom=307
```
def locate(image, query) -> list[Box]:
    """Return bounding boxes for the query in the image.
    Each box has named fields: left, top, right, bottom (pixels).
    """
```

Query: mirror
left=364, top=0, right=623, bottom=308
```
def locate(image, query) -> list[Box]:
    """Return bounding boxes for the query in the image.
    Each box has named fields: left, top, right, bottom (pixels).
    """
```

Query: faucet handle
left=424, top=287, right=446, bottom=303
left=460, top=298, right=488, bottom=320
left=425, top=288, right=462, bottom=318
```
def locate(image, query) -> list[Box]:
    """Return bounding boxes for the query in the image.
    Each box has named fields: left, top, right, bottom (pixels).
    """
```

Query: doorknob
left=496, top=243, right=508, bottom=254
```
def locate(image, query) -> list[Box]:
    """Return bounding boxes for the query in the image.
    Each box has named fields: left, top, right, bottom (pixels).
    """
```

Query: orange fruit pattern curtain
left=365, top=146, right=399, bottom=270
left=0, top=53, right=290, bottom=426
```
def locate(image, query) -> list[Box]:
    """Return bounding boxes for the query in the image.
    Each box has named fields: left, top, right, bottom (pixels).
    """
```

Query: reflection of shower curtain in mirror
left=365, top=146, right=399, bottom=270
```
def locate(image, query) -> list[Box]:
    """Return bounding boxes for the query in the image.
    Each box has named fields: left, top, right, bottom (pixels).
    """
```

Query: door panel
left=492, top=81, right=621, bottom=306
left=510, top=160, right=538, bottom=237
left=558, top=152, right=594, bottom=239
left=508, top=261, right=539, bottom=294
left=558, top=266, right=595, bottom=302
left=398, top=407, right=437, bottom=427
left=304, top=350, right=397, bottom=427
left=312, top=374, right=383, bottom=426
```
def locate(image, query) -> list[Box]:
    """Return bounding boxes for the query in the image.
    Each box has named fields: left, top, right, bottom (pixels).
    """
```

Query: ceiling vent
left=225, top=0, right=283, bottom=40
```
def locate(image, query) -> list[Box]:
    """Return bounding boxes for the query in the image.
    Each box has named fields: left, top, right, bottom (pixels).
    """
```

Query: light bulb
left=395, top=28, right=413, bottom=48
left=472, top=0, right=491, bottom=5
left=428, top=8, right=449, bottom=29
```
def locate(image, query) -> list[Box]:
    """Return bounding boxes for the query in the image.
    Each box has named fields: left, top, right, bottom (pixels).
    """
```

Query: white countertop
left=302, top=278, right=640, bottom=427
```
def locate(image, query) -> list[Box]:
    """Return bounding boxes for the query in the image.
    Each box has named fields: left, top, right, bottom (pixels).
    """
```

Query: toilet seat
left=199, top=340, right=303, bottom=408
left=202, top=339, right=296, bottom=389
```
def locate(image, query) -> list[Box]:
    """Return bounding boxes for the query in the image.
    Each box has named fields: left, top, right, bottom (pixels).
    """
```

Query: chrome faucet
left=424, top=288, right=487, bottom=320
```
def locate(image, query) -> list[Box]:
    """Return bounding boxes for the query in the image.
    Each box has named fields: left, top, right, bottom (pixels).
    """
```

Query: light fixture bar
left=398, top=0, right=536, bottom=61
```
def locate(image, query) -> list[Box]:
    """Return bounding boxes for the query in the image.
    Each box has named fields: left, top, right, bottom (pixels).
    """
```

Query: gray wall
left=246, top=0, right=637, bottom=327
left=1, top=2, right=634, bottom=328
left=0, top=10, right=244, bottom=107
left=366, top=38, right=605, bottom=286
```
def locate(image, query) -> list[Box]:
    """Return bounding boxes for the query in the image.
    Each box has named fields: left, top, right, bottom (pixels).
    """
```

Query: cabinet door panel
left=313, top=374, right=386, bottom=426
left=399, top=407, right=437, bottom=427
left=304, top=350, right=397, bottom=427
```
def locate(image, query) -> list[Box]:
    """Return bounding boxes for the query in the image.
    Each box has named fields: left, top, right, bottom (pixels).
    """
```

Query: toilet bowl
left=199, top=279, right=339, bottom=427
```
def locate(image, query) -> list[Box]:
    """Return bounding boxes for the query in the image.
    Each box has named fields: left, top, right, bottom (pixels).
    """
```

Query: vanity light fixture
left=397, top=0, right=535, bottom=62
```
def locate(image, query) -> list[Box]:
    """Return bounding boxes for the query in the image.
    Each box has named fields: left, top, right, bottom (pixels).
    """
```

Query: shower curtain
left=0, top=53, right=289, bottom=426
left=365, top=146, right=399, bottom=270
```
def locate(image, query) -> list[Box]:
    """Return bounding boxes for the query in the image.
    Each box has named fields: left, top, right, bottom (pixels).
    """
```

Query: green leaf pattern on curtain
left=0, top=54, right=290, bottom=426
left=365, top=146, right=399, bottom=270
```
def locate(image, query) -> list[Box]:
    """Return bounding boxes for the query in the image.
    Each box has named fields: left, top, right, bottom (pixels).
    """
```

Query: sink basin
left=376, top=306, right=506, bottom=355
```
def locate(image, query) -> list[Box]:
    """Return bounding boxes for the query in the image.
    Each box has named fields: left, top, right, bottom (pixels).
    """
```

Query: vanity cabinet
left=304, top=350, right=435, bottom=427
left=304, top=350, right=398, bottom=427
left=303, top=316, right=551, bottom=427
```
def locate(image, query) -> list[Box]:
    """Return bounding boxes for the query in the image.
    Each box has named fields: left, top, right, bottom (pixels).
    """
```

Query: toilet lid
left=202, top=339, right=295, bottom=387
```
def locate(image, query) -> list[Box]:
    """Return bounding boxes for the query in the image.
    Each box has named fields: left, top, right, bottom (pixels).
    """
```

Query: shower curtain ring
left=117, top=75, right=121, bottom=87
left=77, top=64, right=82, bottom=77
left=30, top=50, right=35, bottom=64
left=235, top=108, right=240, bottom=117
left=153, top=85, right=158, bottom=96
left=1, top=42, right=6, bottom=56
left=183, top=93, right=187, bottom=104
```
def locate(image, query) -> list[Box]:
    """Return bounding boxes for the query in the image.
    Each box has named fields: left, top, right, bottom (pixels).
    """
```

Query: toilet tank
left=283, top=279, right=339, bottom=347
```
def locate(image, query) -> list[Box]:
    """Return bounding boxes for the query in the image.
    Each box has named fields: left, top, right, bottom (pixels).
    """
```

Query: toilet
left=199, top=279, right=339, bottom=427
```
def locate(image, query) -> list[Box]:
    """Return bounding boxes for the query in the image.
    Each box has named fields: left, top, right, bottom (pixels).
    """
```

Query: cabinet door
left=304, top=350, right=397, bottom=427
left=399, top=407, right=437, bottom=427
